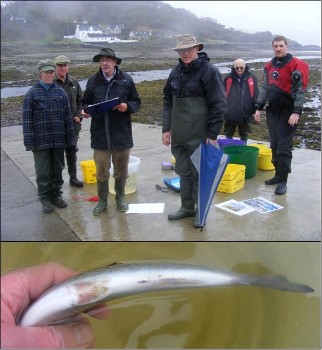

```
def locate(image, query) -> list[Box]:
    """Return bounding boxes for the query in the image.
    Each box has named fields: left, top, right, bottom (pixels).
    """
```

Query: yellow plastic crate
left=80, top=160, right=97, bottom=184
left=218, top=164, right=246, bottom=193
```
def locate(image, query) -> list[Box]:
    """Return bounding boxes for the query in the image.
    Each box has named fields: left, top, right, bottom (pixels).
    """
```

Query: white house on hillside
left=105, top=24, right=125, bottom=35
left=64, top=24, right=137, bottom=43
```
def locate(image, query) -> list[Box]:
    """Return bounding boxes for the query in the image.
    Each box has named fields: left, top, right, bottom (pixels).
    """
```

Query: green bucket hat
left=37, top=59, right=56, bottom=73
left=92, top=47, right=122, bottom=64
left=54, top=55, right=71, bottom=64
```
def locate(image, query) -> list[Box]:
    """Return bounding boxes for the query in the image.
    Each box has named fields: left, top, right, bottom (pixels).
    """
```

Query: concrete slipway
left=1, top=121, right=321, bottom=241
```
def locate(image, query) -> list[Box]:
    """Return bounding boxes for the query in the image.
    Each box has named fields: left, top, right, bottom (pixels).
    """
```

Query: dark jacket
left=82, top=67, right=141, bottom=150
left=223, top=66, right=259, bottom=124
left=162, top=52, right=227, bottom=140
left=23, top=81, right=76, bottom=151
left=55, top=74, right=83, bottom=134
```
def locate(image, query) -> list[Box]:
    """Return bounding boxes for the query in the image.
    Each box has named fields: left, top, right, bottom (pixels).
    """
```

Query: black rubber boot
left=168, top=178, right=196, bottom=220
left=193, top=209, right=203, bottom=228
left=275, top=173, right=288, bottom=195
left=115, top=179, right=129, bottom=212
left=93, top=181, right=108, bottom=216
left=265, top=170, right=280, bottom=185
left=68, top=163, right=84, bottom=187
left=275, top=182, right=287, bottom=195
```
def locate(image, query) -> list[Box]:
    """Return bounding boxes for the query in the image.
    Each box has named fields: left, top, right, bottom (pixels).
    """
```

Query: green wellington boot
left=168, top=178, right=196, bottom=220
left=115, top=179, right=129, bottom=212
left=93, top=181, right=109, bottom=216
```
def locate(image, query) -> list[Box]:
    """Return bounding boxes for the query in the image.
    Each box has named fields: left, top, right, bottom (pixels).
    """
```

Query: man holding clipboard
left=82, top=48, right=141, bottom=215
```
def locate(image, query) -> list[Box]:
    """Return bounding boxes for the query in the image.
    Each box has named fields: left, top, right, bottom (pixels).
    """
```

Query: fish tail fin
left=240, top=274, right=314, bottom=293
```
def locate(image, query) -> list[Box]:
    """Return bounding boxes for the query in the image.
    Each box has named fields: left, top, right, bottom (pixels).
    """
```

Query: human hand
left=1, top=262, right=109, bottom=349
left=81, top=110, right=91, bottom=119
left=254, top=110, right=261, bottom=123
left=113, top=103, right=128, bottom=112
left=206, top=138, right=218, bottom=147
left=288, top=113, right=300, bottom=126
left=162, top=131, right=171, bottom=146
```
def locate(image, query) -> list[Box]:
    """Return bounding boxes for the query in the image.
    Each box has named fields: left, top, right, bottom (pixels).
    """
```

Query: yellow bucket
left=249, top=143, right=275, bottom=170
left=80, top=160, right=97, bottom=184
left=258, top=150, right=275, bottom=170
left=109, top=156, right=141, bottom=195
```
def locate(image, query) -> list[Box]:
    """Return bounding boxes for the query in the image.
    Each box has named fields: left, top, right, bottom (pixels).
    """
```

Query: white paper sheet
left=214, top=199, right=255, bottom=216
left=242, top=197, right=283, bottom=213
left=126, top=203, right=165, bottom=214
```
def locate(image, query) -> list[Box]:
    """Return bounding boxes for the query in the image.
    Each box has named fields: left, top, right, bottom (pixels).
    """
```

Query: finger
left=22, top=262, right=76, bottom=300
left=49, top=320, right=95, bottom=348
left=3, top=320, right=95, bottom=349
left=2, top=262, right=76, bottom=318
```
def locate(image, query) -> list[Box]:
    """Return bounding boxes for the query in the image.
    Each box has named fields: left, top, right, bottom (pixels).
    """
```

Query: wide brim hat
left=37, top=59, right=56, bottom=72
left=172, top=34, right=203, bottom=51
left=93, top=47, right=122, bottom=64
left=54, top=55, right=71, bottom=64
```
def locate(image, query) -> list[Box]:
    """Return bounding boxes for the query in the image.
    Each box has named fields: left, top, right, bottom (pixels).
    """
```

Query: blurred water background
left=1, top=242, right=320, bottom=349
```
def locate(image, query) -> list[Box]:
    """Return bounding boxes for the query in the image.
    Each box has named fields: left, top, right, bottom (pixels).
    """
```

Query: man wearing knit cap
left=54, top=55, right=84, bottom=187
left=162, top=34, right=227, bottom=228
left=23, top=59, right=76, bottom=213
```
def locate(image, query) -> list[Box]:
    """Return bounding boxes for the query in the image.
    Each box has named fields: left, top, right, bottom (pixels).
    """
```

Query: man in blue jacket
left=82, top=48, right=141, bottom=215
left=162, top=34, right=227, bottom=228
left=23, top=59, right=76, bottom=213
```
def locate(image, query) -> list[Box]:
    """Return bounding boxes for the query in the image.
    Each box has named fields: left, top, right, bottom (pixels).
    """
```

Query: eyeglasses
left=235, top=66, right=245, bottom=70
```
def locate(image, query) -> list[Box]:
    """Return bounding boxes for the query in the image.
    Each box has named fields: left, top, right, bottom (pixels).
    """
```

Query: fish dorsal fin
left=106, top=261, right=123, bottom=267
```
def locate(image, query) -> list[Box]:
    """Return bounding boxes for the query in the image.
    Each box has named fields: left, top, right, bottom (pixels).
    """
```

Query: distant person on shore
left=23, top=59, right=76, bottom=213
left=162, top=34, right=227, bottom=228
left=254, top=35, right=309, bottom=195
left=81, top=48, right=141, bottom=215
left=223, top=58, right=259, bottom=144
left=54, top=55, right=84, bottom=187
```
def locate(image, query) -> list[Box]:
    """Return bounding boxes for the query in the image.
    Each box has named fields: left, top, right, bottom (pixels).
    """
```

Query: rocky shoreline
left=1, top=43, right=321, bottom=150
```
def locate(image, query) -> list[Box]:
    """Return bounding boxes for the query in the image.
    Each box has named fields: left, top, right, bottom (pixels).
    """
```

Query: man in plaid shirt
left=23, top=59, right=76, bottom=213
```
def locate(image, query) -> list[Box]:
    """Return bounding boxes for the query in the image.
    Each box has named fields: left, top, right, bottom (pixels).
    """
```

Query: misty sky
left=164, top=1, right=321, bottom=46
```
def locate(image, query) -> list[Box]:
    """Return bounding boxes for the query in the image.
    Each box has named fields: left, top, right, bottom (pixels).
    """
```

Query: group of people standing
left=23, top=34, right=308, bottom=228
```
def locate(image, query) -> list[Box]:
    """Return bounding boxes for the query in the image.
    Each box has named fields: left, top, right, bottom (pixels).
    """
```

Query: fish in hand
left=19, top=261, right=314, bottom=327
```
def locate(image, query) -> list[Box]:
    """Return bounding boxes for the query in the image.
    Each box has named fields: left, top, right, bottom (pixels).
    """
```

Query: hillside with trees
left=1, top=1, right=320, bottom=50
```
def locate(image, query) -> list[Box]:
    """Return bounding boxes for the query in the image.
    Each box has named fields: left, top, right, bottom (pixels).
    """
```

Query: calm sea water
left=1, top=242, right=320, bottom=349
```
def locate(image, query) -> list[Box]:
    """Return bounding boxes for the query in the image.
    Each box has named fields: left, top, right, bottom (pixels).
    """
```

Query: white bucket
left=109, top=155, right=141, bottom=194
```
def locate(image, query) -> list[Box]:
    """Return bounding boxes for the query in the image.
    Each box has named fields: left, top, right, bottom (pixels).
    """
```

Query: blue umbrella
left=191, top=142, right=230, bottom=230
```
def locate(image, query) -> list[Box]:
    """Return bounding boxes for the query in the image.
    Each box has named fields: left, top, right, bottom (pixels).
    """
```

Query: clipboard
left=84, top=97, right=121, bottom=115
